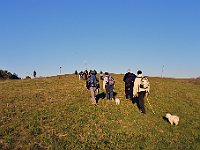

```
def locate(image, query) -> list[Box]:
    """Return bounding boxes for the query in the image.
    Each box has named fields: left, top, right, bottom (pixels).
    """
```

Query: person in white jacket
left=103, top=72, right=109, bottom=90
left=133, top=70, right=150, bottom=114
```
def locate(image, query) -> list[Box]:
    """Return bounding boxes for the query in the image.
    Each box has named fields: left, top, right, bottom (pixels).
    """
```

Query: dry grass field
left=0, top=74, right=200, bottom=149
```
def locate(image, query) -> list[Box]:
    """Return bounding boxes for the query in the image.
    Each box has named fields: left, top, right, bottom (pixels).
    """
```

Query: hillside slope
left=0, top=74, right=200, bottom=149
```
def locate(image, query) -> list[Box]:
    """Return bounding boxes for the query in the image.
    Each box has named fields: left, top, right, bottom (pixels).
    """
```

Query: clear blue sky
left=0, top=0, right=199, bottom=78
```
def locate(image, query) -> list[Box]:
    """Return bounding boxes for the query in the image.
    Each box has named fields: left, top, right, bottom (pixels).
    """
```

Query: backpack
left=125, top=73, right=136, bottom=82
left=139, top=76, right=150, bottom=90
left=90, top=74, right=97, bottom=87
left=108, top=76, right=115, bottom=85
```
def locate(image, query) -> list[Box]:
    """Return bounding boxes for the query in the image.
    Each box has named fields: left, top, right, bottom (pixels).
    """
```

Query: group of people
left=84, top=69, right=150, bottom=114
left=123, top=69, right=150, bottom=114
left=86, top=70, right=115, bottom=104
left=78, top=70, right=89, bottom=80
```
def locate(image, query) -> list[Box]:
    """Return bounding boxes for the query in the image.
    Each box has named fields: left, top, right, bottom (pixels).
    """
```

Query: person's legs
left=125, top=90, right=129, bottom=99
left=106, top=85, right=110, bottom=100
left=90, top=87, right=96, bottom=104
left=125, top=85, right=130, bottom=99
left=125, top=86, right=128, bottom=99
left=129, top=86, right=133, bottom=100
left=110, top=85, right=114, bottom=99
left=138, top=91, right=146, bottom=113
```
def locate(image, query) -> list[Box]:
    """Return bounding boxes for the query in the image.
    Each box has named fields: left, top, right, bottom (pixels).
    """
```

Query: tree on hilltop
left=0, top=69, right=20, bottom=80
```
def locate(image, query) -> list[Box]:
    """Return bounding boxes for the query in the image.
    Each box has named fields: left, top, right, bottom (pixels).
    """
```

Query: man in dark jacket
left=123, top=69, right=136, bottom=100
left=86, top=70, right=99, bottom=104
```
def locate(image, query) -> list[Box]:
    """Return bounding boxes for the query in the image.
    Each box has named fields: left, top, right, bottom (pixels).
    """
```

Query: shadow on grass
left=162, top=116, right=170, bottom=124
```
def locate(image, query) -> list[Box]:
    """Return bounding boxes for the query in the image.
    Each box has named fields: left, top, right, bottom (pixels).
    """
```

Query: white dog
left=115, top=98, right=120, bottom=105
left=165, top=113, right=179, bottom=125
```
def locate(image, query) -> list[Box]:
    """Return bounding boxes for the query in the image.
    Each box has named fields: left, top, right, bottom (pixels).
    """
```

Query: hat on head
left=137, top=70, right=142, bottom=75
left=128, top=69, right=131, bottom=72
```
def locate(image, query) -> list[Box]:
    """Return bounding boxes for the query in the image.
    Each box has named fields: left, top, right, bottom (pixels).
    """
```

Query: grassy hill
left=0, top=74, right=200, bottom=149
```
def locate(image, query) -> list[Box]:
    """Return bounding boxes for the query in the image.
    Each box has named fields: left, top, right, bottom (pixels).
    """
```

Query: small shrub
left=25, top=76, right=31, bottom=79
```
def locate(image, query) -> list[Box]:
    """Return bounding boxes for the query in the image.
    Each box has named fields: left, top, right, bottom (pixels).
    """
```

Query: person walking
left=33, top=70, right=36, bottom=78
left=133, top=70, right=150, bottom=114
left=123, top=69, right=136, bottom=100
left=100, top=71, right=104, bottom=80
left=86, top=70, right=99, bottom=104
left=103, top=72, right=115, bottom=100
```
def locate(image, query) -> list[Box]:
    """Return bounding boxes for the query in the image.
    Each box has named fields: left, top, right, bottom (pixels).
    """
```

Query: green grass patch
left=0, top=74, right=200, bottom=149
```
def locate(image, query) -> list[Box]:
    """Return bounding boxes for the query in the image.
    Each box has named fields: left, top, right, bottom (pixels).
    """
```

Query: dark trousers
left=125, top=85, right=133, bottom=100
left=106, top=85, right=114, bottom=100
left=138, top=91, right=146, bottom=114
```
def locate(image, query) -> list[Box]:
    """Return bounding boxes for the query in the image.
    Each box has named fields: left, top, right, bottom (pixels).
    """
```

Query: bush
left=25, top=76, right=31, bottom=79
left=0, top=69, right=20, bottom=80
